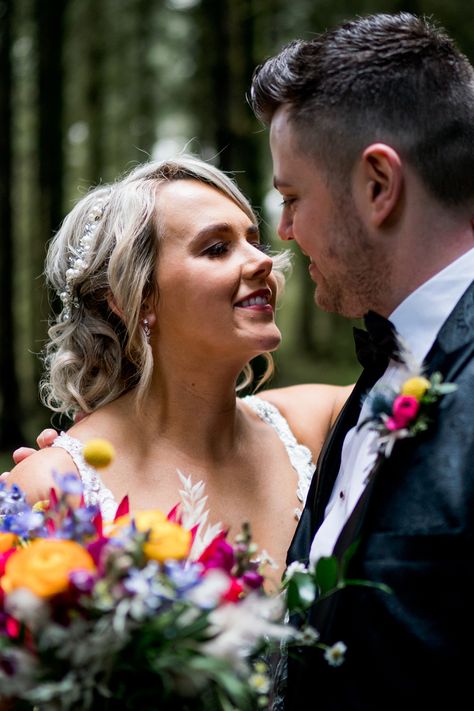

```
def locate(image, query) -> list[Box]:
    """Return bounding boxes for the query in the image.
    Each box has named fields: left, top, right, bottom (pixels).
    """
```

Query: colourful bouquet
left=0, top=450, right=292, bottom=711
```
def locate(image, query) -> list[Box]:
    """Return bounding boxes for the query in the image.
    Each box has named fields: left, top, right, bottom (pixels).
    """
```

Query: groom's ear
left=355, top=143, right=403, bottom=228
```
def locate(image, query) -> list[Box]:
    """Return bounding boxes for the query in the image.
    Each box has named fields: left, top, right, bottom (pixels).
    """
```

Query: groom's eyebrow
left=273, top=177, right=291, bottom=190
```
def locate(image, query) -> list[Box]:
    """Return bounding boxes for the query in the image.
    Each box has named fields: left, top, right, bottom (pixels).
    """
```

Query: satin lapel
left=423, top=280, right=474, bottom=377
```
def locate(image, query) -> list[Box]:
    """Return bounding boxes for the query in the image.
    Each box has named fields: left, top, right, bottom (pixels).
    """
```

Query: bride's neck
left=123, top=354, right=248, bottom=461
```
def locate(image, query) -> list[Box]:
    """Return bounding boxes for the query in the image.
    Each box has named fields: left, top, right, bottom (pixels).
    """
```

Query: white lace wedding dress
left=52, top=395, right=306, bottom=709
left=51, top=395, right=315, bottom=523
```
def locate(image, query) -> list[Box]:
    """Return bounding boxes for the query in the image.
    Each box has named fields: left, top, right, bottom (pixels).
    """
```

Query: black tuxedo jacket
left=285, top=281, right=474, bottom=711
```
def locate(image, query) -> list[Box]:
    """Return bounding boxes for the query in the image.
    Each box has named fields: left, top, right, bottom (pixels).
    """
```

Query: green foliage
left=3, top=0, right=472, bottom=442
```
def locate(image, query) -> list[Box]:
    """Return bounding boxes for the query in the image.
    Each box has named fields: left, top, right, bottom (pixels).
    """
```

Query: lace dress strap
left=52, top=432, right=118, bottom=521
left=242, top=395, right=315, bottom=520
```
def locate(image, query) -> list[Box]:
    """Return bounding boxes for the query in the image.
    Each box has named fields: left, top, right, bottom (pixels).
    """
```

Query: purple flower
left=0, top=483, right=29, bottom=517
left=242, top=570, right=264, bottom=590
left=69, top=569, right=96, bottom=593
left=2, top=510, right=46, bottom=537
left=53, top=471, right=83, bottom=496
left=163, top=560, right=202, bottom=593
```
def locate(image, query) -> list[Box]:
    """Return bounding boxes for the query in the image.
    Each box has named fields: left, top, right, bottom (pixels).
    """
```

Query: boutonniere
left=359, top=370, right=458, bottom=457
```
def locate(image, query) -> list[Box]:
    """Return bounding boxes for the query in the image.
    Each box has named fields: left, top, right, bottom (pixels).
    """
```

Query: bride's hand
left=0, top=430, right=60, bottom=479
left=14, top=428, right=59, bottom=462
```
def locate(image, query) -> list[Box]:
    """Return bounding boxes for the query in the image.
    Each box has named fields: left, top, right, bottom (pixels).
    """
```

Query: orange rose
left=0, top=532, right=17, bottom=554
left=1, top=539, right=95, bottom=598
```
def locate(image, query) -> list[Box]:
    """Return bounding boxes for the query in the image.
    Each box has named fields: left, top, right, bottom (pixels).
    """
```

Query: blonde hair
left=41, top=156, right=291, bottom=418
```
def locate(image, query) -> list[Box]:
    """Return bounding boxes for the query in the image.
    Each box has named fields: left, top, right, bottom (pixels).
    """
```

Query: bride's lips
left=233, top=288, right=274, bottom=312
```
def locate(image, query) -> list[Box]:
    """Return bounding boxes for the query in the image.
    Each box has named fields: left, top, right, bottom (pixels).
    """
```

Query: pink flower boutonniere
left=359, top=371, right=458, bottom=457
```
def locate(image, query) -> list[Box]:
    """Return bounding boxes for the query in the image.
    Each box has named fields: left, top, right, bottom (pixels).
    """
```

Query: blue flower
left=56, top=505, right=99, bottom=541
left=2, top=509, right=46, bottom=537
left=52, top=471, right=83, bottom=496
left=0, top=483, right=29, bottom=517
left=163, top=560, right=203, bottom=595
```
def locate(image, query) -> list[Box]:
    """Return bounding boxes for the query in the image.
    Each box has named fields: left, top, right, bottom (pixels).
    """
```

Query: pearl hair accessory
left=59, top=196, right=109, bottom=321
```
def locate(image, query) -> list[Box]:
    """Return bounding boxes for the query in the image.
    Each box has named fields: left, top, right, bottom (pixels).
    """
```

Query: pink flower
left=222, top=577, right=244, bottom=602
left=390, top=395, right=420, bottom=429
left=198, top=532, right=235, bottom=574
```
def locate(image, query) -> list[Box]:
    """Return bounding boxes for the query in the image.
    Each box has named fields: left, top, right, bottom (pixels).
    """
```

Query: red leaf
left=49, top=487, right=59, bottom=508
left=166, top=503, right=181, bottom=523
left=114, top=495, right=129, bottom=520
left=92, top=510, right=103, bottom=537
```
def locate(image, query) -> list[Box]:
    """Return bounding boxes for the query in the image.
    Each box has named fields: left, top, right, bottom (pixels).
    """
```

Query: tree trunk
left=33, top=0, right=67, bottom=386
left=0, top=0, right=24, bottom=448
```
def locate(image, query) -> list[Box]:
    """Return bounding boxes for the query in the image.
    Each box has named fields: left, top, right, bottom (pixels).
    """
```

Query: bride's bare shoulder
left=256, top=383, right=353, bottom=461
left=4, top=446, right=77, bottom=505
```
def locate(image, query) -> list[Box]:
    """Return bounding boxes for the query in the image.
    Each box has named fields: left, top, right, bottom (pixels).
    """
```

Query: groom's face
left=269, top=107, right=388, bottom=318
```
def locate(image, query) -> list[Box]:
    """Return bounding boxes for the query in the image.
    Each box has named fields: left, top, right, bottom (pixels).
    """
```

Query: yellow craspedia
left=83, top=439, right=115, bottom=469
left=401, top=376, right=431, bottom=400
left=32, top=499, right=50, bottom=513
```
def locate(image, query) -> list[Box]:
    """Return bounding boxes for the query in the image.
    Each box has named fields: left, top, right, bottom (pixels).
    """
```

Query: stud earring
left=142, top=318, right=151, bottom=343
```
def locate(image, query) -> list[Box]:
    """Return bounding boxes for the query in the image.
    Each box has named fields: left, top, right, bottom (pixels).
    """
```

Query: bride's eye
left=204, top=242, right=229, bottom=258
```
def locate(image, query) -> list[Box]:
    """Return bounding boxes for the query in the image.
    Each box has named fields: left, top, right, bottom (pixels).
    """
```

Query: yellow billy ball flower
left=83, top=439, right=115, bottom=468
left=401, top=376, right=431, bottom=400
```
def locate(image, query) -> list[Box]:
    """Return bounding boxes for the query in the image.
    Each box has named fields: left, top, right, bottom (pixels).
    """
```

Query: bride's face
left=152, top=179, right=281, bottom=365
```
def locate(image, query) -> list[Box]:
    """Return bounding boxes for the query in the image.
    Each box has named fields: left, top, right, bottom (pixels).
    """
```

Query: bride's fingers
left=37, top=429, right=59, bottom=449
left=12, top=446, right=37, bottom=465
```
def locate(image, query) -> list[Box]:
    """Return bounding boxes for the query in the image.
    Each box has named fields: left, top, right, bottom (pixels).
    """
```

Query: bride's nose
left=242, top=244, right=273, bottom=280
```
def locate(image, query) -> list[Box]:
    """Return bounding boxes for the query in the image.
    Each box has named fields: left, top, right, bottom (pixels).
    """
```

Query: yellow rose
left=401, top=376, right=431, bottom=400
left=112, top=510, right=191, bottom=562
left=142, top=518, right=191, bottom=562
left=107, top=509, right=167, bottom=536
left=1, top=539, right=95, bottom=598
left=107, top=510, right=191, bottom=562
left=0, top=532, right=17, bottom=553
left=83, top=439, right=115, bottom=468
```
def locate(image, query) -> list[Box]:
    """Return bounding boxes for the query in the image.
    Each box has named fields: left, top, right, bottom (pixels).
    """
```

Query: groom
left=250, top=12, right=474, bottom=711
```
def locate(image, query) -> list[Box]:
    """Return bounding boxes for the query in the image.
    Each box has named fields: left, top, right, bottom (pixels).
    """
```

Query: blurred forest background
left=1, top=0, right=473, bottom=463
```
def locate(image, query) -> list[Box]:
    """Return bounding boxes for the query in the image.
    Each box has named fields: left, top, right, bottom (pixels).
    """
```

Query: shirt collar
left=389, top=249, right=474, bottom=363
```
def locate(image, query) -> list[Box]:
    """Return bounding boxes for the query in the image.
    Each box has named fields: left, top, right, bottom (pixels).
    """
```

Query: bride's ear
left=139, top=295, right=157, bottom=330
left=107, top=291, right=157, bottom=329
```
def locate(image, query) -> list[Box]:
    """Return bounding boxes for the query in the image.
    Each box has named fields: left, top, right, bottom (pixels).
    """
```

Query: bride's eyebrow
left=192, top=222, right=259, bottom=244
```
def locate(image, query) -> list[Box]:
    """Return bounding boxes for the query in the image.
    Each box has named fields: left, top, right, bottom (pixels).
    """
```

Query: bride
left=6, top=156, right=351, bottom=576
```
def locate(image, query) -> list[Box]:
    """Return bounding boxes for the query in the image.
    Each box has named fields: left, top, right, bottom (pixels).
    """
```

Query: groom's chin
left=314, top=288, right=366, bottom=320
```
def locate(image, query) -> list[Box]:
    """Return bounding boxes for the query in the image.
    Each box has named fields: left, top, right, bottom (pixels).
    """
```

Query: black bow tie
left=353, top=310, right=402, bottom=372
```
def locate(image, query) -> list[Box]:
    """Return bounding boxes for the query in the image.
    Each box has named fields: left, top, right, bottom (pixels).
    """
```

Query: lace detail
left=51, top=432, right=118, bottom=521
left=242, top=396, right=315, bottom=520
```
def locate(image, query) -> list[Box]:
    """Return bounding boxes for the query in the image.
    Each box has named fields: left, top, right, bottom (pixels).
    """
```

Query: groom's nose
left=277, top=212, right=294, bottom=241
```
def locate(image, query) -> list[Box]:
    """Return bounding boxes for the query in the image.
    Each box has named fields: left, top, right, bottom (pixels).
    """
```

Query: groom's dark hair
left=250, top=12, right=474, bottom=206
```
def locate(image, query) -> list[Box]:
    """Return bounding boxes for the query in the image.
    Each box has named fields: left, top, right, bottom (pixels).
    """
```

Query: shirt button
left=339, top=490, right=345, bottom=500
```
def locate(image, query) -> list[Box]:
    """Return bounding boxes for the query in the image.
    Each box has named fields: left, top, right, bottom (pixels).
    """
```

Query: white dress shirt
left=309, top=248, right=474, bottom=566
